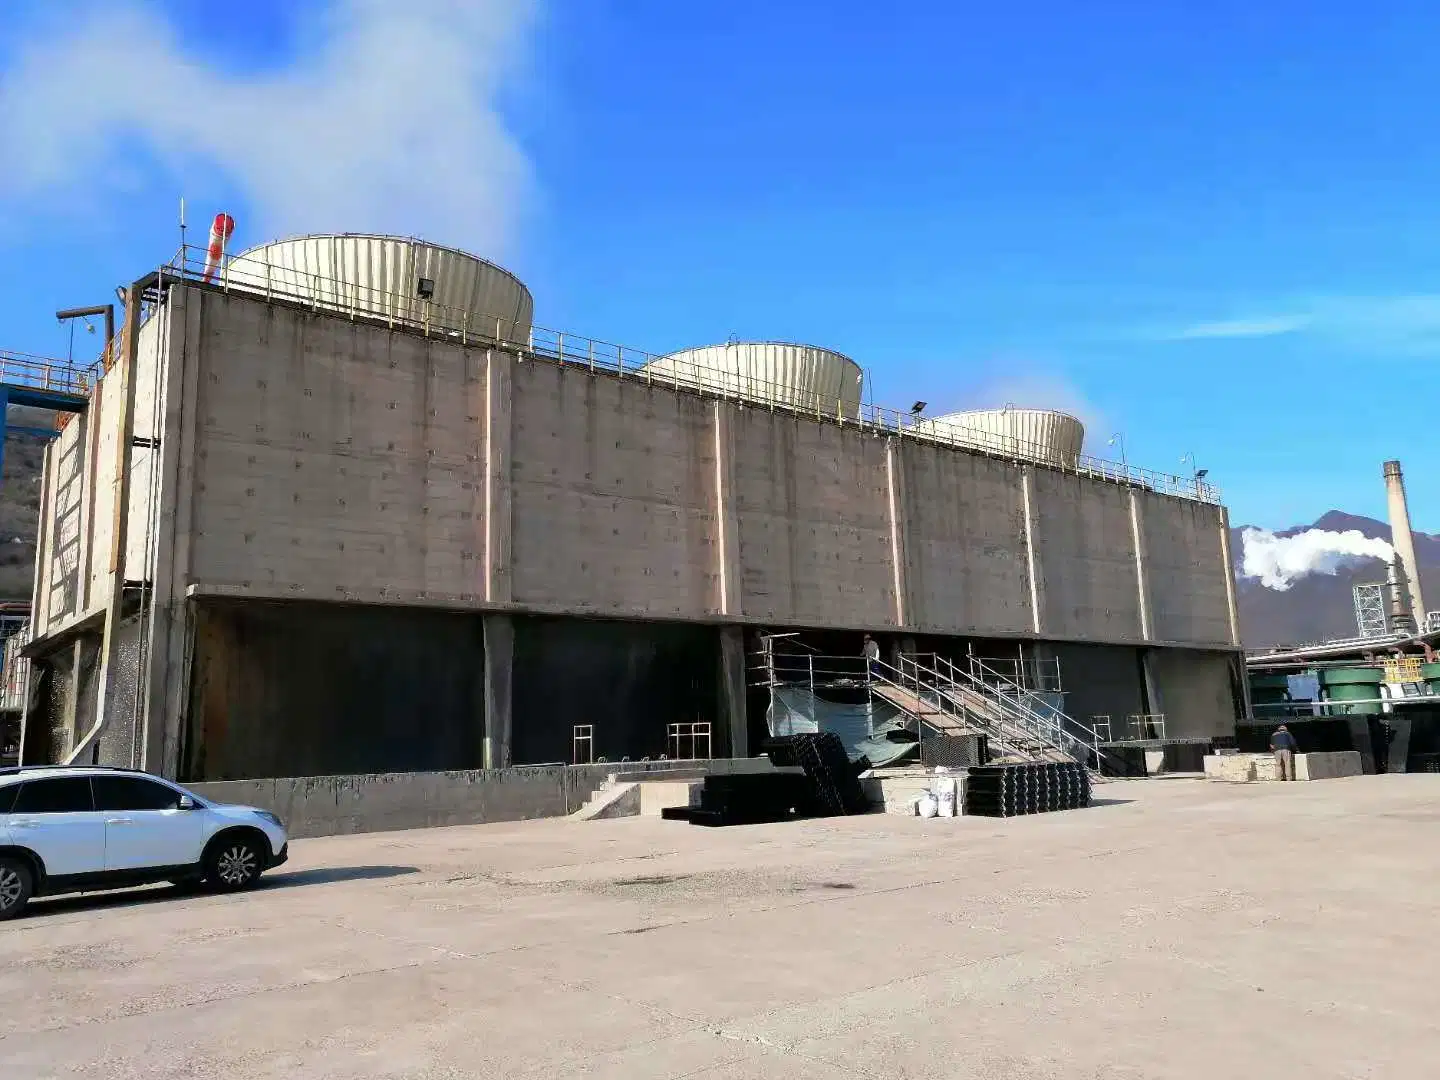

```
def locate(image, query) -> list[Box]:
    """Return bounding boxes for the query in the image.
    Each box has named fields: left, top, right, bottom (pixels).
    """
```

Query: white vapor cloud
left=0, top=0, right=538, bottom=258
left=1240, top=527, right=1393, bottom=591
left=1175, top=315, right=1311, bottom=340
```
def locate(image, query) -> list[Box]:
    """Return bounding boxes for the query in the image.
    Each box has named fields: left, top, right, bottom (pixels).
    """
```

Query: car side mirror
left=178, top=795, right=196, bottom=811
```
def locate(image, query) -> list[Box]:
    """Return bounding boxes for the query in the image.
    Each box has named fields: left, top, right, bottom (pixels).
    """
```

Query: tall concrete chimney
left=1386, top=557, right=1416, bottom=635
left=1384, top=459, right=1426, bottom=631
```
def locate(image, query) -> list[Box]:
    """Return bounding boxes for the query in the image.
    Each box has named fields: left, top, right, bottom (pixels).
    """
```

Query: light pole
left=1107, top=432, right=1127, bottom=467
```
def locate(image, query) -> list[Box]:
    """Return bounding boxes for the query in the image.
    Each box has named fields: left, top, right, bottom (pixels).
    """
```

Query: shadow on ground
left=1088, top=798, right=1134, bottom=808
left=25, top=865, right=418, bottom=919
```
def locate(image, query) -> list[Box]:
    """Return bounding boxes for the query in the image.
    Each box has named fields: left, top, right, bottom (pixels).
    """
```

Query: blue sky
left=3, top=0, right=1439, bottom=530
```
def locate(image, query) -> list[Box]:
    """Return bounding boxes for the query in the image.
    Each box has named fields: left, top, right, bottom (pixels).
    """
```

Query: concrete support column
left=483, top=613, right=514, bottom=769
left=141, top=289, right=194, bottom=778
left=1140, top=648, right=1163, bottom=722
left=884, top=437, right=911, bottom=629
left=64, top=637, right=84, bottom=758
left=719, top=626, right=747, bottom=758
left=712, top=401, right=741, bottom=616
left=1217, top=506, right=1241, bottom=647
left=484, top=348, right=514, bottom=604
left=1020, top=468, right=1044, bottom=634
left=1232, top=652, right=1253, bottom=722
left=1128, top=490, right=1154, bottom=642
left=73, top=285, right=141, bottom=766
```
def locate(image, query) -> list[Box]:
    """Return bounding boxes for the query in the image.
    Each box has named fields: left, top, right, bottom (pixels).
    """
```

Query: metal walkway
left=0, top=350, right=98, bottom=479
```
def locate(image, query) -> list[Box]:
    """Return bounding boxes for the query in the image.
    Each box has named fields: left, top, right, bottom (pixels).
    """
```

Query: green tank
left=1422, top=662, right=1440, bottom=695
left=1247, top=672, right=1293, bottom=720
left=1316, top=666, right=1385, bottom=715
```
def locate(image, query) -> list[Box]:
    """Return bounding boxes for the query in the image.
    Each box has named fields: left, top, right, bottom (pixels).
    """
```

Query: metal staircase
left=754, top=635, right=1105, bottom=780
left=899, top=654, right=1107, bottom=779
left=866, top=658, right=1048, bottom=763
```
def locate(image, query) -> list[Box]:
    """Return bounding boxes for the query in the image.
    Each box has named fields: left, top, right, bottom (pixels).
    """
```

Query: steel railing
left=0, top=350, right=102, bottom=397
left=752, top=645, right=1066, bottom=766
left=160, top=243, right=1220, bottom=505
left=903, top=653, right=1106, bottom=777
left=884, top=654, right=1055, bottom=764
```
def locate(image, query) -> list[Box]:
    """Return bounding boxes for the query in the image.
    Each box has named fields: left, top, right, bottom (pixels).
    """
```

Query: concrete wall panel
left=901, top=442, right=1033, bottom=635
left=1150, top=648, right=1235, bottom=738
left=1138, top=492, right=1234, bottom=646
left=731, top=411, right=895, bottom=626
left=509, top=363, right=718, bottom=616
left=1032, top=470, right=1142, bottom=641
left=188, top=294, right=488, bottom=599
left=31, top=287, right=1241, bottom=665
left=190, top=758, right=780, bottom=838
left=1051, top=642, right=1144, bottom=735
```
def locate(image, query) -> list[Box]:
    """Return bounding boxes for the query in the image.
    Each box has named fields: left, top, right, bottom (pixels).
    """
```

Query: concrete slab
left=1206, top=751, right=1363, bottom=783
left=638, top=780, right=702, bottom=816
left=1297, top=750, right=1363, bottom=780
left=3, top=775, right=1439, bottom=1078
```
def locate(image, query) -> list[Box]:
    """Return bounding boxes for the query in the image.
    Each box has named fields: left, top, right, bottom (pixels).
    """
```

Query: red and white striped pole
left=202, top=212, right=235, bottom=282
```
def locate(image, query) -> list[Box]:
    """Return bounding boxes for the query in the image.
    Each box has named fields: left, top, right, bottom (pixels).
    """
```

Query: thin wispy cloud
left=0, top=0, right=538, bottom=258
left=1159, top=295, right=1440, bottom=355
left=1174, top=315, right=1311, bottom=340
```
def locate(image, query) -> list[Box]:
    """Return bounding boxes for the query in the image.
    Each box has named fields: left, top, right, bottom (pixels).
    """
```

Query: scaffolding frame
left=1353, top=582, right=1388, bottom=639
left=668, top=722, right=712, bottom=761
left=572, top=724, right=595, bottom=765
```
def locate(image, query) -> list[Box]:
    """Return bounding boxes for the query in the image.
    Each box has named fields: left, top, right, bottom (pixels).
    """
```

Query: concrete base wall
left=1203, top=751, right=1362, bottom=783
left=639, top=780, right=703, bottom=816
left=1297, top=751, right=1363, bottom=781
left=190, top=757, right=771, bottom=838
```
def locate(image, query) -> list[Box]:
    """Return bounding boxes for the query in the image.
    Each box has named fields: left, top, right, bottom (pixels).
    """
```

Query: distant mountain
left=1230, top=511, right=1440, bottom=648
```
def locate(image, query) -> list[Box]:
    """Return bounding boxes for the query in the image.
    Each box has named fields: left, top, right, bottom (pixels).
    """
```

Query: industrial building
left=1241, top=460, right=1440, bottom=774
left=15, top=233, right=1244, bottom=783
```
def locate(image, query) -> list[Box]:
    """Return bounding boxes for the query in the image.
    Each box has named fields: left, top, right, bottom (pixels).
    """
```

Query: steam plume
left=1240, top=527, right=1394, bottom=591
left=0, top=0, right=536, bottom=257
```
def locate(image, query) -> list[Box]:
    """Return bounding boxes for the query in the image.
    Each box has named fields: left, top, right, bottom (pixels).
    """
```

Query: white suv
left=0, top=766, right=288, bottom=921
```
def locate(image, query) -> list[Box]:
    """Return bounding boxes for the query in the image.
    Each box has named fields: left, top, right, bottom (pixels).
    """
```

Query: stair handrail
left=924, top=654, right=1079, bottom=758
left=874, top=655, right=1036, bottom=761
left=908, top=653, right=1104, bottom=776
left=962, top=654, right=1106, bottom=767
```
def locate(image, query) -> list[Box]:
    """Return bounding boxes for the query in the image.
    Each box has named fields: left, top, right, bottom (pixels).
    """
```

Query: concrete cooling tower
left=642, top=342, right=864, bottom=417
left=223, top=234, right=534, bottom=342
left=925, top=407, right=1085, bottom=467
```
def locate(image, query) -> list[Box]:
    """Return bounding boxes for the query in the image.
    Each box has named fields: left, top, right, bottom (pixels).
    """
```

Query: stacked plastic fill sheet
left=962, top=761, right=1091, bottom=818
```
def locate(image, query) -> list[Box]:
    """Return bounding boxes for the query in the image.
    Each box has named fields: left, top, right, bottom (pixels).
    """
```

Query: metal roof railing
left=154, top=243, right=1222, bottom=505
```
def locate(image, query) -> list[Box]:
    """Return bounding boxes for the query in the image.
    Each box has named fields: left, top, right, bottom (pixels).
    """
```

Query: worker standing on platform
left=1270, top=724, right=1298, bottom=781
left=863, top=635, right=881, bottom=682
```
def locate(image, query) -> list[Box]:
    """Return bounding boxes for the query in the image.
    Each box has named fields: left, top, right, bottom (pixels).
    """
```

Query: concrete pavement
left=2, top=774, right=1438, bottom=1078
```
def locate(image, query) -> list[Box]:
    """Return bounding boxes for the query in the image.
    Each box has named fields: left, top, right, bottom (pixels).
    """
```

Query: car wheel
left=0, top=857, right=34, bottom=921
left=205, top=834, right=266, bottom=892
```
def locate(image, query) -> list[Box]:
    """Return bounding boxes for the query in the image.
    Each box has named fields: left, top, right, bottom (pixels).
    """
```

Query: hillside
left=0, top=407, right=51, bottom=601
left=1230, top=510, right=1440, bottom=648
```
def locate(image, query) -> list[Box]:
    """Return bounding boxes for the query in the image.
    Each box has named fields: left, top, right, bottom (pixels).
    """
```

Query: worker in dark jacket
left=1270, top=724, right=1299, bottom=781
